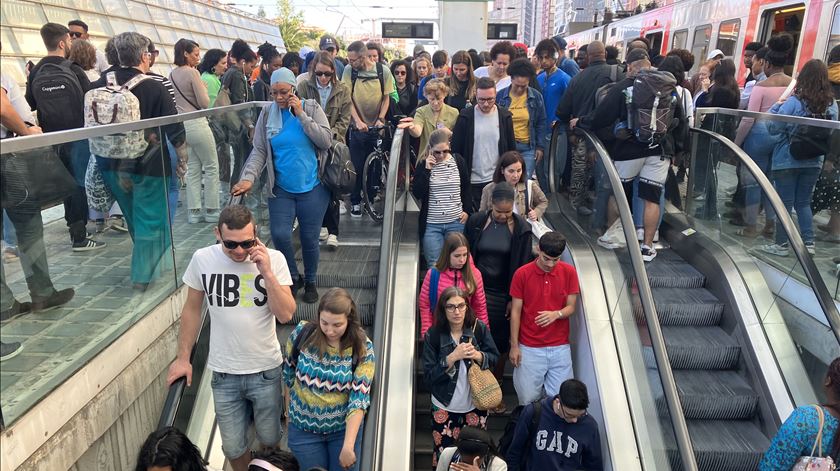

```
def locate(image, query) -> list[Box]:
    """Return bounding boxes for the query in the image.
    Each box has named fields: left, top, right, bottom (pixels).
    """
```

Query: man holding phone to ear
left=167, top=204, right=295, bottom=471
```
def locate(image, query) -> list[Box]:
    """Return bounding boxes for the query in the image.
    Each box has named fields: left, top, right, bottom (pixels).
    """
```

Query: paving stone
left=0, top=372, right=22, bottom=394
left=65, top=309, right=114, bottom=323
left=22, top=337, right=77, bottom=354
left=74, top=284, right=112, bottom=297
left=0, top=321, right=52, bottom=336
left=42, top=322, right=102, bottom=338
left=0, top=353, right=50, bottom=373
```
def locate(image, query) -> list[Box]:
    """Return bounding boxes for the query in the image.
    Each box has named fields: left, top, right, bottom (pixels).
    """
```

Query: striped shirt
left=426, top=157, right=463, bottom=224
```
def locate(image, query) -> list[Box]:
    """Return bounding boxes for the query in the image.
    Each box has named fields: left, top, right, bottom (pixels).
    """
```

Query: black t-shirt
left=475, top=220, right=513, bottom=291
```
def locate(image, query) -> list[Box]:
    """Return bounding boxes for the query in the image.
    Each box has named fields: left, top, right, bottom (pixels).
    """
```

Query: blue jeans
left=3, top=211, right=17, bottom=247
left=288, top=420, right=364, bottom=471
left=268, top=184, right=330, bottom=283
left=166, top=139, right=180, bottom=222
left=741, top=127, right=776, bottom=226
left=349, top=129, right=379, bottom=205
left=422, top=220, right=465, bottom=268
left=210, top=365, right=284, bottom=459
left=773, top=168, right=821, bottom=245
left=516, top=141, right=537, bottom=181
left=512, top=344, right=573, bottom=405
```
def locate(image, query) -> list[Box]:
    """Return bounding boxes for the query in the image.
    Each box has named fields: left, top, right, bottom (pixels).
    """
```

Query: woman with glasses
left=232, top=68, right=332, bottom=304
left=391, top=59, right=418, bottom=117
left=464, top=182, right=533, bottom=388
left=411, top=128, right=471, bottom=267
left=398, top=79, right=459, bottom=153
left=299, top=51, right=351, bottom=250
left=422, top=286, right=499, bottom=469
left=434, top=426, right=507, bottom=471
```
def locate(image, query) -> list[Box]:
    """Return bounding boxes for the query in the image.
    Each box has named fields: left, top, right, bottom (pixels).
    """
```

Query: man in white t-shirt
left=167, top=205, right=296, bottom=471
left=68, top=19, right=109, bottom=74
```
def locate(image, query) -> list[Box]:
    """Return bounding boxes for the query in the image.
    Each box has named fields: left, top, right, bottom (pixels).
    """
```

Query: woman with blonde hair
left=398, top=78, right=459, bottom=153
left=413, top=55, right=432, bottom=86
left=411, top=128, right=472, bottom=267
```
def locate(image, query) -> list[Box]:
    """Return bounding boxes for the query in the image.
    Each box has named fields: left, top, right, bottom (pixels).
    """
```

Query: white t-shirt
left=436, top=447, right=508, bottom=471
left=182, top=244, right=292, bottom=374
left=471, top=107, right=500, bottom=184
left=1, top=73, right=34, bottom=138
left=432, top=359, right=475, bottom=413
left=474, top=67, right=512, bottom=91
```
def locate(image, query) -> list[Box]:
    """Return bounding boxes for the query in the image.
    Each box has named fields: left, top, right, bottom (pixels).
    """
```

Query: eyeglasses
left=314, top=71, right=333, bottom=77
left=325, top=47, right=336, bottom=53
left=394, top=70, right=406, bottom=76
left=445, top=302, right=467, bottom=312
left=554, top=396, right=588, bottom=421
left=69, top=31, right=83, bottom=38
left=476, top=97, right=495, bottom=103
left=222, top=239, right=257, bottom=250
left=431, top=149, right=450, bottom=157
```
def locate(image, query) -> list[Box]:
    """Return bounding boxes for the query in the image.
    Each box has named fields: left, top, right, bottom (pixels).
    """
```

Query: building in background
left=0, top=0, right=285, bottom=87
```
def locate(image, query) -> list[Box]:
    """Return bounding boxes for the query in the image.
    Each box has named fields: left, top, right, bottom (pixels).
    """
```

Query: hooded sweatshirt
left=419, top=262, right=489, bottom=336
left=506, top=397, right=603, bottom=471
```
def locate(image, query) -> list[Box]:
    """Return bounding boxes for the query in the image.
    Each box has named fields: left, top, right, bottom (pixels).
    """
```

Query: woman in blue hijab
left=233, top=67, right=333, bottom=304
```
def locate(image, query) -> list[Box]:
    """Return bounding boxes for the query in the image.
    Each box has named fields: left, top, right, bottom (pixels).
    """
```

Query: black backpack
left=629, top=69, right=678, bottom=146
left=790, top=111, right=833, bottom=161
left=350, top=62, right=398, bottom=125
left=31, top=60, right=85, bottom=132
left=498, top=400, right=542, bottom=466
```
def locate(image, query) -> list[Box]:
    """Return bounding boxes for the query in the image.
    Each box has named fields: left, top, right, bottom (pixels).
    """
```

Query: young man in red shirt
left=509, top=231, right=579, bottom=405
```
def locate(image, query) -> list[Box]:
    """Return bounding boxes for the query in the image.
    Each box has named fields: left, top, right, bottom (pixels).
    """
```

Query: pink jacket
left=419, top=264, right=489, bottom=337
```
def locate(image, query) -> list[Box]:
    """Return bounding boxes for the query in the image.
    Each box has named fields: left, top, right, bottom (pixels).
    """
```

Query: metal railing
left=695, top=107, right=840, bottom=130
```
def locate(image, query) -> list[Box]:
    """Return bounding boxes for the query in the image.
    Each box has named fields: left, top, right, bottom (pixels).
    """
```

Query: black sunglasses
left=314, top=71, right=333, bottom=77
left=69, top=31, right=83, bottom=38
left=221, top=239, right=257, bottom=250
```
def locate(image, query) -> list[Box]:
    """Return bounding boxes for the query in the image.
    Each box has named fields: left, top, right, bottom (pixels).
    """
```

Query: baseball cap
left=706, top=49, right=724, bottom=60
left=551, top=35, right=567, bottom=50
left=299, top=46, right=313, bottom=59
left=320, top=35, right=337, bottom=50
left=625, top=48, right=650, bottom=64
left=413, top=44, right=425, bottom=57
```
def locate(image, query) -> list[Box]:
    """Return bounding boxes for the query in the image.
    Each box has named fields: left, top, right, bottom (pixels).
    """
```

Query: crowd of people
left=1, top=17, right=839, bottom=471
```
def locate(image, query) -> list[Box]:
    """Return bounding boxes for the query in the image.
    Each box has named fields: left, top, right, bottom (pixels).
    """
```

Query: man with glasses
left=509, top=232, right=579, bottom=406
left=167, top=205, right=295, bottom=471
left=319, top=34, right=345, bottom=79
left=452, top=77, right=516, bottom=211
left=68, top=20, right=109, bottom=74
left=506, top=379, right=603, bottom=470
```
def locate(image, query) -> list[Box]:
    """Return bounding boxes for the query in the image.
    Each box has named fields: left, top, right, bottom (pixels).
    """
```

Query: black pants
left=0, top=204, right=57, bottom=309
left=57, top=142, right=89, bottom=243
left=471, top=182, right=489, bottom=213
left=323, top=194, right=340, bottom=236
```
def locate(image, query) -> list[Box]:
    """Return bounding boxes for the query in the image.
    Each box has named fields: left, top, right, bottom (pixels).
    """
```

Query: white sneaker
left=319, top=227, right=329, bottom=242
left=598, top=220, right=626, bottom=250
left=293, top=218, right=299, bottom=231
left=636, top=228, right=660, bottom=243
left=641, top=244, right=657, bottom=262
left=188, top=209, right=203, bottom=224
left=760, top=243, right=789, bottom=257
left=326, top=234, right=338, bottom=249
left=339, top=201, right=347, bottom=215
left=350, top=205, right=363, bottom=218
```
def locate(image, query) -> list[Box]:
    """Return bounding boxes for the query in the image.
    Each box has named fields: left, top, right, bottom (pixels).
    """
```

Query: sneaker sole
left=326, top=242, right=338, bottom=250
left=350, top=213, right=363, bottom=218
left=72, top=244, right=107, bottom=252
left=0, top=346, right=22, bottom=361
left=110, top=226, right=129, bottom=232
left=642, top=253, right=656, bottom=262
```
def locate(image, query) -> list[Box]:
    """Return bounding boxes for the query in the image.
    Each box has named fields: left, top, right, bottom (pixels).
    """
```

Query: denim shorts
left=211, top=365, right=284, bottom=459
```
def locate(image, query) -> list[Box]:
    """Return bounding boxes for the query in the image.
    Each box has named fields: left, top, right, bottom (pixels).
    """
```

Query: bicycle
left=361, top=124, right=392, bottom=222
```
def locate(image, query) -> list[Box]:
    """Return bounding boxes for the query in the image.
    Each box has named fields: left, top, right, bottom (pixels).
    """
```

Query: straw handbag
left=792, top=405, right=836, bottom=471
left=467, top=337, right=502, bottom=410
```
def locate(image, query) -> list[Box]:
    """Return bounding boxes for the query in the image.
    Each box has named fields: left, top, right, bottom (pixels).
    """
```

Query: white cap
left=299, top=46, right=314, bottom=59
left=706, top=49, right=724, bottom=60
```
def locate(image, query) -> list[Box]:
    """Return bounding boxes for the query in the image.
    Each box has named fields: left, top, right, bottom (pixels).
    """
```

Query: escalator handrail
left=551, top=125, right=699, bottom=470
left=360, top=128, right=408, bottom=470
left=690, top=126, right=840, bottom=344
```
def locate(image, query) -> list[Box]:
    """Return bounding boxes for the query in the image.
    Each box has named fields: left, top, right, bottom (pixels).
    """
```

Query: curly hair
left=795, top=59, right=835, bottom=114
left=68, top=38, right=96, bottom=71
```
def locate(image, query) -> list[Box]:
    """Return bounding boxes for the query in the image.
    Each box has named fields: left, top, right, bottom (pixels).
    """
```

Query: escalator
left=543, top=123, right=840, bottom=470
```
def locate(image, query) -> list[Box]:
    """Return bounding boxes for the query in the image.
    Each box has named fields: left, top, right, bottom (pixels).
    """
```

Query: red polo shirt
left=509, top=260, right=580, bottom=348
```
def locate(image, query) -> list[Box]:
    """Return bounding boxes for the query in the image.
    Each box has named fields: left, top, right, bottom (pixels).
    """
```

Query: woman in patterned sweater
left=283, top=288, right=375, bottom=471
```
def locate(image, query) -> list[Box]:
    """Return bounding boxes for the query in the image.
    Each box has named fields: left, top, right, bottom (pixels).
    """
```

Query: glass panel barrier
left=687, top=109, right=840, bottom=404
left=551, top=127, right=697, bottom=470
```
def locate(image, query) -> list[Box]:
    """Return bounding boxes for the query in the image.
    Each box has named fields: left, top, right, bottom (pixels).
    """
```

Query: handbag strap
left=811, top=404, right=826, bottom=458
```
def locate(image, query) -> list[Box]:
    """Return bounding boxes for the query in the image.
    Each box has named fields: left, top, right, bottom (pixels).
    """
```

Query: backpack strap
left=123, top=73, right=150, bottom=91
left=810, top=405, right=826, bottom=458
left=429, top=268, right=441, bottom=311
left=375, top=62, right=385, bottom=96
left=609, top=64, right=618, bottom=83
left=526, top=400, right=542, bottom=454
left=106, top=71, right=119, bottom=88
left=290, top=322, right=318, bottom=368
left=525, top=180, right=532, bottom=211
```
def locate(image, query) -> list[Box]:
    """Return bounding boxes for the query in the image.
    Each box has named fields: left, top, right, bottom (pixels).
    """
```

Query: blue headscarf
left=266, top=67, right=297, bottom=139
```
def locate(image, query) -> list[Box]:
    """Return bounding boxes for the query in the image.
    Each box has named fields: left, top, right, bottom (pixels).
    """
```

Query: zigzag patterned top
left=282, top=321, right=376, bottom=434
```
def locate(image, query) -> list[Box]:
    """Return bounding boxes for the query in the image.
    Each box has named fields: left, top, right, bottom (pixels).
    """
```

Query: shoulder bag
left=791, top=405, right=836, bottom=471
left=467, top=328, right=502, bottom=410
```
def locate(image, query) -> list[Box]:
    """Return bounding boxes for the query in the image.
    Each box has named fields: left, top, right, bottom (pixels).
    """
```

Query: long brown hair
left=308, top=51, right=337, bottom=85
left=302, top=288, right=367, bottom=365
left=434, top=233, right=477, bottom=296
left=796, top=59, right=835, bottom=115
left=448, top=50, right=476, bottom=101
left=492, top=150, right=526, bottom=184
left=433, top=286, right=476, bottom=333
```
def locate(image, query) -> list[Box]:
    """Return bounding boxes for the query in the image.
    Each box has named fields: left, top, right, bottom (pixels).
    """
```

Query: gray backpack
left=629, top=69, right=678, bottom=146
left=84, top=72, right=150, bottom=159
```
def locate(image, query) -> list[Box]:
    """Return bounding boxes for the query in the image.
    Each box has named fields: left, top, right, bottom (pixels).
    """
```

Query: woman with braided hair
left=760, top=357, right=840, bottom=468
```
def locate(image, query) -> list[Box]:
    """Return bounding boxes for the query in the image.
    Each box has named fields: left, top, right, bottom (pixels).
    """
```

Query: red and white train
left=562, top=0, right=839, bottom=82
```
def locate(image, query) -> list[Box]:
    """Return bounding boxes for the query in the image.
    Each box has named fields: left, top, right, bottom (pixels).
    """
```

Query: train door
left=671, top=29, right=688, bottom=50
left=756, top=2, right=806, bottom=74
left=645, top=30, right=664, bottom=55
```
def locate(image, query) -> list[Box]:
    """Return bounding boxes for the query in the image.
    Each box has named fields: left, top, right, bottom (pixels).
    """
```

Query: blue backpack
left=429, top=267, right=441, bottom=311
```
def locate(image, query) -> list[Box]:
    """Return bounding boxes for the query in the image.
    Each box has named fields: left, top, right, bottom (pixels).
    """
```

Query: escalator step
left=687, top=419, right=769, bottom=471
left=634, top=288, right=724, bottom=326
left=673, top=370, right=759, bottom=420
left=312, top=273, right=378, bottom=289
left=297, top=245, right=380, bottom=263
left=292, top=287, right=377, bottom=325
left=663, top=326, right=741, bottom=370
left=643, top=250, right=707, bottom=289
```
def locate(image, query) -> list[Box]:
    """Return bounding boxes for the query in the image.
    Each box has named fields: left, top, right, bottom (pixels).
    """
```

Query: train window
left=671, top=29, right=688, bottom=50
left=645, top=31, right=663, bottom=56
left=610, top=27, right=616, bottom=38
left=827, top=4, right=840, bottom=61
left=690, top=24, right=712, bottom=75
left=758, top=3, right=805, bottom=75
left=716, top=19, right=741, bottom=57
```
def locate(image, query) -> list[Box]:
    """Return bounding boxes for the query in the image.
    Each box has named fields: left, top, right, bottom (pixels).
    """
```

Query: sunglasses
left=69, top=31, right=84, bottom=38
left=394, top=70, right=406, bottom=75
left=221, top=239, right=257, bottom=250
left=431, top=149, right=450, bottom=157
left=314, top=71, right=333, bottom=77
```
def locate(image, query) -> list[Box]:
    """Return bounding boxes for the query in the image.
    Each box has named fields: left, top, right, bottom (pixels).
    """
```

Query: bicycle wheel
left=362, top=151, right=387, bottom=222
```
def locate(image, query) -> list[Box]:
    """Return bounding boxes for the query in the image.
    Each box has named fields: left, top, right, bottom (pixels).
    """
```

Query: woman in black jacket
left=391, top=59, right=418, bottom=117
left=463, top=181, right=533, bottom=385
left=253, top=42, right=282, bottom=102
left=412, top=128, right=471, bottom=268
left=422, top=286, right=499, bottom=469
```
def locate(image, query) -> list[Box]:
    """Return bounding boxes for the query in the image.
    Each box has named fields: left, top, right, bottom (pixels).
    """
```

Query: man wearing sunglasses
left=167, top=205, right=295, bottom=471
left=68, top=19, right=109, bottom=74
left=505, top=379, right=602, bottom=470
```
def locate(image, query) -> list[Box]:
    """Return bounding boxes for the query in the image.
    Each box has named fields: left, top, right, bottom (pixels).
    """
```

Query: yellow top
left=509, top=92, right=530, bottom=143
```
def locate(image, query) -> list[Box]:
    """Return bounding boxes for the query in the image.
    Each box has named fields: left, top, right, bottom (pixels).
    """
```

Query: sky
left=227, top=0, right=442, bottom=38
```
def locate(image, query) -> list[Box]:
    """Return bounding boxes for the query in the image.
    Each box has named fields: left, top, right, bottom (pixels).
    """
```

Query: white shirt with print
left=183, top=244, right=292, bottom=374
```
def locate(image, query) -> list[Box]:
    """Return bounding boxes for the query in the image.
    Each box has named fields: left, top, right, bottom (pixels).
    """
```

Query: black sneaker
left=350, top=204, right=363, bottom=218
left=31, top=288, right=75, bottom=312
left=0, top=300, right=32, bottom=322
left=72, top=238, right=106, bottom=252
left=640, top=244, right=657, bottom=262
left=302, top=282, right=319, bottom=304
left=0, top=341, right=21, bottom=361
left=291, top=275, right=304, bottom=297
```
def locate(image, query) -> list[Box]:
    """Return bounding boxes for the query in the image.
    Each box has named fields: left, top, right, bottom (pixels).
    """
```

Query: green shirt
left=201, top=72, right=221, bottom=107
left=413, top=104, right=459, bottom=152
left=342, top=62, right=396, bottom=126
